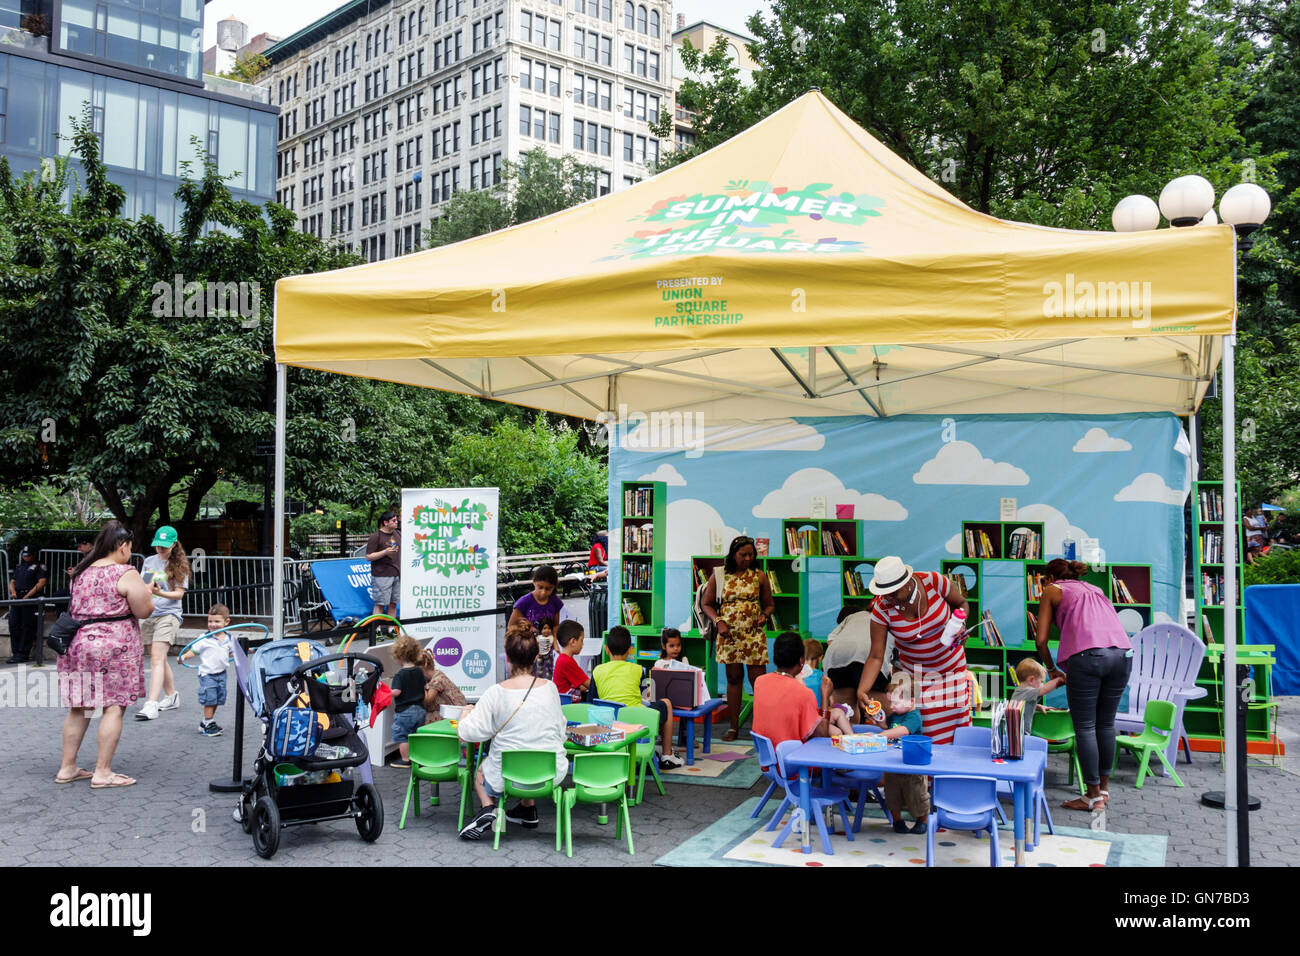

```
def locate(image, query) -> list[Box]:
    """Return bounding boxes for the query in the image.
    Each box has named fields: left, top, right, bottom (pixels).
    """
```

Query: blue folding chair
left=760, top=737, right=856, bottom=855
left=953, top=725, right=1053, bottom=846
left=927, top=775, right=1001, bottom=867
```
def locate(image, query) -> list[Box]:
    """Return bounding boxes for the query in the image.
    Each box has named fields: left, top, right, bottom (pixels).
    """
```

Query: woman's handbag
left=45, top=611, right=134, bottom=656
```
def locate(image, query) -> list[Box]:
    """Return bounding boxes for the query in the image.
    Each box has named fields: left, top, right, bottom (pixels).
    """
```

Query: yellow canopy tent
left=272, top=94, right=1245, bottom=854
left=275, top=92, right=1233, bottom=420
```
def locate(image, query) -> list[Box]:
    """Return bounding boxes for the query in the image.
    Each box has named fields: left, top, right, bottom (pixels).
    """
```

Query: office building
left=668, top=16, right=757, bottom=155
left=203, top=15, right=280, bottom=77
left=265, top=0, right=673, bottom=262
left=0, top=0, right=276, bottom=229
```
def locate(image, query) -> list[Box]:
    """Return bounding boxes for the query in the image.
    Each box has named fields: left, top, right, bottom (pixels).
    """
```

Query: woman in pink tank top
left=1033, top=559, right=1132, bottom=813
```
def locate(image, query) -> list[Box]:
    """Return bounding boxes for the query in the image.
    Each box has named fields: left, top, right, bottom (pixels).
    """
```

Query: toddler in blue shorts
left=180, top=605, right=233, bottom=737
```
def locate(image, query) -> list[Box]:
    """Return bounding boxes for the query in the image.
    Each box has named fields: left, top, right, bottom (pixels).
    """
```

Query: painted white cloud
left=912, top=441, right=1029, bottom=485
left=663, top=498, right=739, bottom=563
left=1117, top=608, right=1146, bottom=636
left=1015, top=504, right=1091, bottom=557
left=1073, top=427, right=1132, bottom=453
left=1174, top=427, right=1191, bottom=457
left=1114, top=472, right=1187, bottom=506
left=1154, top=611, right=1177, bottom=625
left=637, top=464, right=686, bottom=486
left=752, top=467, right=908, bottom=521
left=945, top=532, right=963, bottom=555
left=619, top=418, right=825, bottom=454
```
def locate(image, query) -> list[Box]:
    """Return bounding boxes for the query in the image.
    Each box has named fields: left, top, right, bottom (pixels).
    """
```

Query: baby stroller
left=231, top=636, right=385, bottom=858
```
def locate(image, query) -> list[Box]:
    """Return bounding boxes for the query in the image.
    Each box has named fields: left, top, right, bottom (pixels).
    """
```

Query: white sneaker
left=135, top=701, right=159, bottom=720
left=159, top=693, right=181, bottom=712
left=659, top=753, right=684, bottom=770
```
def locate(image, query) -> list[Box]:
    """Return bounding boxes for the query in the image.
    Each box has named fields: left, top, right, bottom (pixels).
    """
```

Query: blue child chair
left=927, top=775, right=1001, bottom=867
left=830, top=724, right=893, bottom=832
left=953, top=724, right=1054, bottom=846
left=765, top=737, right=857, bottom=855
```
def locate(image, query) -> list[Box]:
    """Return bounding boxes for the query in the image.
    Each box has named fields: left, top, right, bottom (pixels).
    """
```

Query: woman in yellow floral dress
left=703, top=536, right=775, bottom=741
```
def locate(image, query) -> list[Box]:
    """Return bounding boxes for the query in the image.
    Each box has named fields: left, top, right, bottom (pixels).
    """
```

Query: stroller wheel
left=251, top=796, right=281, bottom=859
left=354, top=783, right=384, bottom=843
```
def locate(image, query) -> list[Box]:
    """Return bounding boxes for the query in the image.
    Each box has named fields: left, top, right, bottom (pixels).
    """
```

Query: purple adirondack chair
left=1113, top=623, right=1206, bottom=771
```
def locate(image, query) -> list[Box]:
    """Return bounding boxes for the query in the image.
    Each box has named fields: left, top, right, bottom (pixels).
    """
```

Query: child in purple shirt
left=509, top=566, right=565, bottom=680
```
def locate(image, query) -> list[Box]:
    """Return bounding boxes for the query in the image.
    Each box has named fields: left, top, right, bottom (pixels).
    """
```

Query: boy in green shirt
left=593, top=626, right=683, bottom=769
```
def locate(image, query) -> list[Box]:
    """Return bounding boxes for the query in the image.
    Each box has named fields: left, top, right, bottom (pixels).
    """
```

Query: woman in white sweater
left=457, top=626, right=568, bottom=840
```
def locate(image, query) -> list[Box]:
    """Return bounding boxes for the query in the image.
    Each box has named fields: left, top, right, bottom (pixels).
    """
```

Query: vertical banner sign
left=401, top=488, right=500, bottom=697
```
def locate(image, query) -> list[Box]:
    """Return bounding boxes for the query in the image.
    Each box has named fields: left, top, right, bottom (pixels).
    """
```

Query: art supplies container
left=900, top=735, right=933, bottom=765
left=274, top=763, right=305, bottom=787
left=589, top=705, right=616, bottom=727
left=832, top=733, right=889, bottom=755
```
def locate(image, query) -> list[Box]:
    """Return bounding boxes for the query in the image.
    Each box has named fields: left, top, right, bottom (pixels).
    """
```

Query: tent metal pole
left=1222, top=331, right=1238, bottom=866
left=272, top=363, right=287, bottom=641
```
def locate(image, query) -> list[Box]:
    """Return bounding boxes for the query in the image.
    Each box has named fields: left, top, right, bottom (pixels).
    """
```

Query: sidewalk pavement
left=2, top=651, right=1297, bottom=865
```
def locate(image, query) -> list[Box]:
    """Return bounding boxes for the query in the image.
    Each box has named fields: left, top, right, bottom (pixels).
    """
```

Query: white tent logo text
left=1042, top=274, right=1152, bottom=329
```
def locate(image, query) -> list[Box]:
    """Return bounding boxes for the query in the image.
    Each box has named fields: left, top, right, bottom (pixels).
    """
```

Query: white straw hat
left=868, top=556, right=914, bottom=595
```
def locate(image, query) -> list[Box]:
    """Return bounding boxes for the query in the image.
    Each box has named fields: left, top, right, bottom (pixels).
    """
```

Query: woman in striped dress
left=855, top=556, right=972, bottom=745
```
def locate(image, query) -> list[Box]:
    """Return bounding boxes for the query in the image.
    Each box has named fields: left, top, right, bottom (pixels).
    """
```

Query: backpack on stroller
left=231, top=636, right=385, bottom=859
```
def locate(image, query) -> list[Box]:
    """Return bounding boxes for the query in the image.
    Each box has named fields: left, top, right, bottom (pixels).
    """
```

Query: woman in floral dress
left=703, top=536, right=774, bottom=741
left=55, top=522, right=154, bottom=788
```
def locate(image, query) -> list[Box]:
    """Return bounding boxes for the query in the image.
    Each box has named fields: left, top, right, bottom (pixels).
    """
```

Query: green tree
left=440, top=416, right=608, bottom=554
left=0, top=115, right=459, bottom=541
left=218, top=51, right=271, bottom=85
left=424, top=147, right=605, bottom=248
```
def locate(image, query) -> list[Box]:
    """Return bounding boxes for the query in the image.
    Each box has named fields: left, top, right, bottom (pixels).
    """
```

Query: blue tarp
left=1245, top=584, right=1300, bottom=695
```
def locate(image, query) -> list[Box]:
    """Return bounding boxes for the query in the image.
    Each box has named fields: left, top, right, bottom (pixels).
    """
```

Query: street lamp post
left=1112, top=176, right=1271, bottom=868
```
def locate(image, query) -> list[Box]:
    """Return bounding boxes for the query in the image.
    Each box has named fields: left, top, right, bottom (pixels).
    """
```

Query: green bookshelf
left=961, top=520, right=1045, bottom=560
left=1192, top=479, right=1245, bottom=648
left=841, top=557, right=880, bottom=613
left=618, top=480, right=666, bottom=629
left=781, top=518, right=864, bottom=557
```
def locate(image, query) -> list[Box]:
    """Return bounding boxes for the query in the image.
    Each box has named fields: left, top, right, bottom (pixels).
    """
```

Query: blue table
left=782, top=738, right=1046, bottom=866
left=673, top=698, right=726, bottom=766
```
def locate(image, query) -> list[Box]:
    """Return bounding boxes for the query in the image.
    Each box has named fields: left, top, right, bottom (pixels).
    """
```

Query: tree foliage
left=424, top=147, right=605, bottom=248
left=0, top=116, right=545, bottom=543
left=440, top=416, right=608, bottom=554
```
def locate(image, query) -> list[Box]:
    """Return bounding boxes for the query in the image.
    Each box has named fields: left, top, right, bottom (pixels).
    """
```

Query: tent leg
left=1222, top=324, right=1239, bottom=866
left=273, top=363, right=287, bottom=641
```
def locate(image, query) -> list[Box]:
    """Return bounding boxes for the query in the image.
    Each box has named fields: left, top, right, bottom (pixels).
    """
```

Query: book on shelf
left=1198, top=488, right=1225, bottom=522
left=623, top=525, right=654, bottom=554
left=1008, top=530, right=1041, bottom=560
left=1199, top=530, right=1224, bottom=564
left=754, top=537, right=769, bottom=557
left=1111, top=573, right=1137, bottom=604
left=623, top=487, right=654, bottom=517
left=1203, top=615, right=1215, bottom=643
left=965, top=529, right=998, bottom=559
left=844, top=569, right=868, bottom=596
left=621, top=561, right=652, bottom=590
left=620, top=598, right=645, bottom=627
left=767, top=569, right=782, bottom=594
left=1026, top=609, right=1038, bottom=641
left=947, top=572, right=967, bottom=598
left=786, top=527, right=817, bottom=555
left=1026, top=572, right=1045, bottom=601
left=768, top=609, right=783, bottom=630
left=979, top=610, right=1004, bottom=647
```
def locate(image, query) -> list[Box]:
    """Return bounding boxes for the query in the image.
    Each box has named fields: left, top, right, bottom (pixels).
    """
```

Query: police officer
left=8, top=547, right=49, bottom=664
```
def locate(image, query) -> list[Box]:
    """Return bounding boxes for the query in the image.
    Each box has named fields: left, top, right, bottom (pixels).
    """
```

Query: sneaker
left=159, top=693, right=181, bottom=712
left=892, top=820, right=909, bottom=834
left=659, top=753, right=684, bottom=770
left=200, top=721, right=223, bottom=737
left=135, top=701, right=159, bottom=720
left=505, top=803, right=539, bottom=829
left=459, top=805, right=498, bottom=841
left=909, top=820, right=928, bottom=834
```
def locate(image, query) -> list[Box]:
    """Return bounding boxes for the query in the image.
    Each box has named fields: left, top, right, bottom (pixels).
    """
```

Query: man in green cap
left=137, top=526, right=190, bottom=720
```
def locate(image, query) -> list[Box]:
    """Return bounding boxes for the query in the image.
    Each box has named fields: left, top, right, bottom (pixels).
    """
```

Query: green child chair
left=618, top=704, right=666, bottom=805
left=563, top=752, right=634, bottom=858
left=400, top=732, right=472, bottom=831
left=494, top=750, right=564, bottom=852
left=1111, top=700, right=1185, bottom=789
left=1031, top=709, right=1085, bottom=797
left=561, top=702, right=592, bottom=723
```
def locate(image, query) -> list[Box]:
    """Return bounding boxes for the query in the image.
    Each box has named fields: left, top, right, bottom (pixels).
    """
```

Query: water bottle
left=1062, top=534, right=1076, bottom=561
left=939, top=608, right=967, bottom=647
